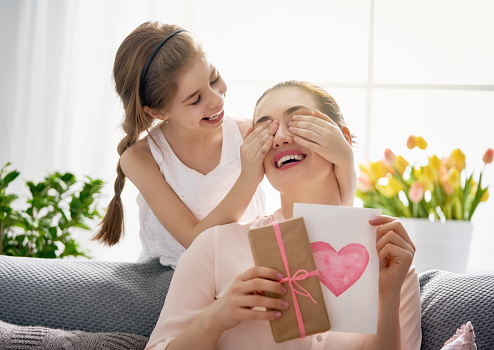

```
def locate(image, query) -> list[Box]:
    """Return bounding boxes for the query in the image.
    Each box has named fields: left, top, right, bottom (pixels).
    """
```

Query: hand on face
left=288, top=110, right=353, bottom=171
left=369, top=216, right=415, bottom=296
left=240, top=120, right=278, bottom=185
left=204, top=266, right=288, bottom=333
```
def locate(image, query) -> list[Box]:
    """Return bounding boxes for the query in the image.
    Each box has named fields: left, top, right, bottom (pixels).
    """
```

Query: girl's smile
left=202, top=109, right=224, bottom=124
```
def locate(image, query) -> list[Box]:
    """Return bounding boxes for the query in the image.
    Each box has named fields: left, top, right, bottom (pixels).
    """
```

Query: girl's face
left=254, top=87, right=334, bottom=195
left=163, top=54, right=227, bottom=131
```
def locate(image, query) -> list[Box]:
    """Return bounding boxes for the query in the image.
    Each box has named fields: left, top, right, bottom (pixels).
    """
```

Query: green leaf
left=4, top=170, right=20, bottom=186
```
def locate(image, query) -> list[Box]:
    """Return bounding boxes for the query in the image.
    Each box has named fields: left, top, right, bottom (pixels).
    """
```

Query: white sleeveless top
left=137, top=116, right=266, bottom=268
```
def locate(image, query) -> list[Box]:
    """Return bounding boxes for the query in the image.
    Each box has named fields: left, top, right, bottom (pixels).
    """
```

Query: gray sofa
left=0, top=255, right=493, bottom=349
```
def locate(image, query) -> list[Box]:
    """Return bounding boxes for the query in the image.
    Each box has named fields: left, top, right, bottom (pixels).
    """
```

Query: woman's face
left=163, top=54, right=227, bottom=131
left=253, top=87, right=334, bottom=194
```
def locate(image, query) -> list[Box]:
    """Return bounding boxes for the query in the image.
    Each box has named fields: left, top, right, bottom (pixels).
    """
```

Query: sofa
left=0, top=255, right=493, bottom=350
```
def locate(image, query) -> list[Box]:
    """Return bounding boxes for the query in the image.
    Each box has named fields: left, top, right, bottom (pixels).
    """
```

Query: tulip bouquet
left=356, top=135, right=493, bottom=221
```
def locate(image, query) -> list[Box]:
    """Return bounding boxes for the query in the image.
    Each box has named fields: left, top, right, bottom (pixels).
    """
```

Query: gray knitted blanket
left=0, top=320, right=148, bottom=350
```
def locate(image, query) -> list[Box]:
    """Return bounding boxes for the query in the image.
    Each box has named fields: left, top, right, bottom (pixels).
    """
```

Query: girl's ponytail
left=93, top=163, right=126, bottom=245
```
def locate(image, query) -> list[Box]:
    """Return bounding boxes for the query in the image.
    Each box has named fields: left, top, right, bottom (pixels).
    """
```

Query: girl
left=145, top=81, right=421, bottom=350
left=94, top=22, right=278, bottom=267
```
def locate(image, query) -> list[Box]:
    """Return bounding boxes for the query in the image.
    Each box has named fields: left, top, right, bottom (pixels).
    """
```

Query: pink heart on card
left=311, top=241, right=369, bottom=297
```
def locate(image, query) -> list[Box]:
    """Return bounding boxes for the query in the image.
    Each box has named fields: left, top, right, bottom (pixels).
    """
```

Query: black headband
left=139, top=29, right=186, bottom=105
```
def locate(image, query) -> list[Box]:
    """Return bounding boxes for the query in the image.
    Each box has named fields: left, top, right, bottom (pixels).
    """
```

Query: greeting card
left=294, top=203, right=381, bottom=334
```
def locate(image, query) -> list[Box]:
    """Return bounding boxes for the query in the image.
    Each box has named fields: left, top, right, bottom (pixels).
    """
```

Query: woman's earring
left=165, top=119, right=169, bottom=124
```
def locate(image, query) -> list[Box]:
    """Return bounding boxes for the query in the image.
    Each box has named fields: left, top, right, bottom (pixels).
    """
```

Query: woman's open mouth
left=273, top=150, right=307, bottom=169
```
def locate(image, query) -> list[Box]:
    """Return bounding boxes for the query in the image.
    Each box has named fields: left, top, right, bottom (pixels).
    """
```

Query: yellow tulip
left=376, top=176, right=403, bottom=198
left=470, top=179, right=478, bottom=196
left=407, top=135, right=428, bottom=150
left=429, top=154, right=442, bottom=170
left=481, top=189, right=489, bottom=202
left=370, top=160, right=387, bottom=180
left=448, top=168, right=461, bottom=190
left=394, top=155, right=409, bottom=175
left=359, top=162, right=371, bottom=176
left=416, top=136, right=428, bottom=150
left=418, top=172, right=434, bottom=192
left=422, top=165, right=437, bottom=183
left=444, top=148, right=466, bottom=171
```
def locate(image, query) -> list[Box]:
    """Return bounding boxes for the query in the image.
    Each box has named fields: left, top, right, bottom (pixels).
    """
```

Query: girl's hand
left=203, top=266, right=288, bottom=333
left=369, top=215, right=415, bottom=296
left=288, top=110, right=353, bottom=169
left=239, top=121, right=278, bottom=185
left=288, top=110, right=356, bottom=206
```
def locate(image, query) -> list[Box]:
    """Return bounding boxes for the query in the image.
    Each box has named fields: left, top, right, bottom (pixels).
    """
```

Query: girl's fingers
left=314, top=110, right=339, bottom=126
left=291, top=135, right=324, bottom=155
left=241, top=123, right=277, bottom=160
left=292, top=111, right=338, bottom=127
left=289, top=125, right=323, bottom=143
left=245, top=120, right=277, bottom=144
left=289, top=114, right=343, bottom=146
left=291, top=115, right=329, bottom=133
left=254, top=135, right=274, bottom=159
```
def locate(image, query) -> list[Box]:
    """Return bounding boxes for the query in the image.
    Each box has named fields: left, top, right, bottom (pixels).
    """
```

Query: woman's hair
left=94, top=22, right=204, bottom=246
left=254, top=80, right=353, bottom=141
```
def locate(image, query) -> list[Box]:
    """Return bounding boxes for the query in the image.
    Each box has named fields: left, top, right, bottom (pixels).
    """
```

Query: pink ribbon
left=272, top=221, right=319, bottom=338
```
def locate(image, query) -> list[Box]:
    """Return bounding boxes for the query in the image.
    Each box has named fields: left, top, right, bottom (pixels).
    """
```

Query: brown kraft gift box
left=248, top=217, right=330, bottom=343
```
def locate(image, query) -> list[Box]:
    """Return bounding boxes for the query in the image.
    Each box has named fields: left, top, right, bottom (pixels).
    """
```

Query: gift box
left=248, top=217, right=330, bottom=343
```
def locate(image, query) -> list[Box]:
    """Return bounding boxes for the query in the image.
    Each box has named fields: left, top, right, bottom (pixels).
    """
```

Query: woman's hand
left=369, top=215, right=415, bottom=296
left=203, top=266, right=288, bottom=333
left=239, top=121, right=278, bottom=185
left=288, top=110, right=353, bottom=169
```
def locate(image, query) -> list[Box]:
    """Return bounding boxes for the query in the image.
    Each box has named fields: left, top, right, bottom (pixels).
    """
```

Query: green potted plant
left=0, top=162, right=104, bottom=258
left=356, top=136, right=493, bottom=272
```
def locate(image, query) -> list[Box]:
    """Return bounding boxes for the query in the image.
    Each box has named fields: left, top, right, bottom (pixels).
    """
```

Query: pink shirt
left=146, top=210, right=422, bottom=350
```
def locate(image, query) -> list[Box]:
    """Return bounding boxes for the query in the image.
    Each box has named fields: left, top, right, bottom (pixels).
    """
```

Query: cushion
left=0, top=320, right=148, bottom=350
left=0, top=256, right=173, bottom=337
left=419, top=270, right=494, bottom=350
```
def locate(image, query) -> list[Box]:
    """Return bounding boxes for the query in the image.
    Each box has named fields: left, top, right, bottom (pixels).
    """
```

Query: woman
left=145, top=81, right=421, bottom=350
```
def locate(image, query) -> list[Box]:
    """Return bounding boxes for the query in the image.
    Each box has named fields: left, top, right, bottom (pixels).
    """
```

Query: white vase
left=399, top=218, right=473, bottom=273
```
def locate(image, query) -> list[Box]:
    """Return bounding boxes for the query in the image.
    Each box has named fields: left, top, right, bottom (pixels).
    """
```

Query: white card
left=294, top=203, right=381, bottom=334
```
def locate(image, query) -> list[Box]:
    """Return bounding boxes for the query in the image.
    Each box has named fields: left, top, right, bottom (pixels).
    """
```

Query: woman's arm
left=165, top=266, right=287, bottom=350
left=121, top=120, right=277, bottom=248
left=364, top=216, right=420, bottom=350
left=145, top=229, right=287, bottom=350
left=144, top=229, right=218, bottom=350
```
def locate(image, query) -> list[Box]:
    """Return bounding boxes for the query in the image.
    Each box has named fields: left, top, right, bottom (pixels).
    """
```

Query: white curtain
left=0, top=0, right=188, bottom=261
